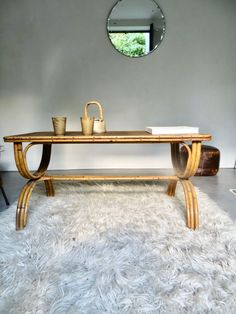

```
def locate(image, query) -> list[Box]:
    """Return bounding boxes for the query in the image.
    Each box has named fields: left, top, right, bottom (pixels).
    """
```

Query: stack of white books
left=145, top=126, right=199, bottom=135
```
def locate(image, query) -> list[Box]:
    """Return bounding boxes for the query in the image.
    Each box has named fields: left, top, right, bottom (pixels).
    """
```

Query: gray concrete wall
left=0, top=0, right=235, bottom=170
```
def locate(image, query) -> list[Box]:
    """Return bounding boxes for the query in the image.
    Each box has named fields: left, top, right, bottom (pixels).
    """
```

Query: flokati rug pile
left=0, top=181, right=236, bottom=313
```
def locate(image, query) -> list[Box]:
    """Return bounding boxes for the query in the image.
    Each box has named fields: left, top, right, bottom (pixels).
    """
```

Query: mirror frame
left=107, top=0, right=166, bottom=58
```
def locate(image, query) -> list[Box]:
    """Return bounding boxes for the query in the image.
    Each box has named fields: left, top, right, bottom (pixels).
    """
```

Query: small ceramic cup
left=52, top=117, right=66, bottom=135
left=80, top=116, right=94, bottom=135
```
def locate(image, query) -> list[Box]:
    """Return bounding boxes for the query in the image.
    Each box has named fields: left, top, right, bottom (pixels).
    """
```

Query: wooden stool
left=181, top=145, right=220, bottom=176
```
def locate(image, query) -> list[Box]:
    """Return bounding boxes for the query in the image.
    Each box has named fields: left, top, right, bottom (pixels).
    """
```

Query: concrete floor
left=0, top=168, right=235, bottom=220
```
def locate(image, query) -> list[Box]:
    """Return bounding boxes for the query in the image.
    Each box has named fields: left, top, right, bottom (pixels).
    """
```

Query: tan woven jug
left=83, top=100, right=106, bottom=134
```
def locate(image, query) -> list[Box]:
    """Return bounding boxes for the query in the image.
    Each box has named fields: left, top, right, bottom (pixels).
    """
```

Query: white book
left=145, top=126, right=199, bottom=135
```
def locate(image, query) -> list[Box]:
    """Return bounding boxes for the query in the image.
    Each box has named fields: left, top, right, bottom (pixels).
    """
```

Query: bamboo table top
left=4, top=131, right=212, bottom=143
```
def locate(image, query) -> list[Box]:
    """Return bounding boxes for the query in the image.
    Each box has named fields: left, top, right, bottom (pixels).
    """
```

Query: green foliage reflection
left=109, top=33, right=146, bottom=57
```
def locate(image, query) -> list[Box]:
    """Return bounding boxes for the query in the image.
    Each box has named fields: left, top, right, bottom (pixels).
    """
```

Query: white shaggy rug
left=0, top=181, right=236, bottom=314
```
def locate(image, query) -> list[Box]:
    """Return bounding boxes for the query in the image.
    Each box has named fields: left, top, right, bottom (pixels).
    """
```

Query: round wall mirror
left=107, top=0, right=166, bottom=58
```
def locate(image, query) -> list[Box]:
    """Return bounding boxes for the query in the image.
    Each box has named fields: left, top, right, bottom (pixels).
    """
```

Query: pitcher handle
left=83, top=100, right=104, bottom=120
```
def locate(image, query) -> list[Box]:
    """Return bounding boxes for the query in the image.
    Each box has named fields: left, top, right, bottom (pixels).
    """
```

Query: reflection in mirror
left=107, top=0, right=166, bottom=58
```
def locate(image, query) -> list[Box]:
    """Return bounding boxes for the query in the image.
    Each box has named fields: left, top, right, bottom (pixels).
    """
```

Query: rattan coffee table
left=4, top=131, right=211, bottom=230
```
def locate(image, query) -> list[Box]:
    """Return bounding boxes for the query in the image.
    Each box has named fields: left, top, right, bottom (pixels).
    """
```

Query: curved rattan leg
left=179, top=179, right=199, bottom=230
left=169, top=142, right=201, bottom=229
left=167, top=180, right=177, bottom=197
left=16, top=180, right=36, bottom=230
left=170, top=142, right=201, bottom=179
left=13, top=142, right=53, bottom=229
left=14, top=142, right=52, bottom=180
left=44, top=180, right=55, bottom=197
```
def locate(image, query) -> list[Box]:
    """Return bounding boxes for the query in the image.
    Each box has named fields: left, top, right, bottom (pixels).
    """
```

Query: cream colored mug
left=52, top=117, right=67, bottom=135
left=80, top=116, right=94, bottom=135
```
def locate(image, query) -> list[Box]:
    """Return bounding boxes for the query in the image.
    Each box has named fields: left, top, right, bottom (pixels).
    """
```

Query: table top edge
left=4, top=131, right=212, bottom=142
